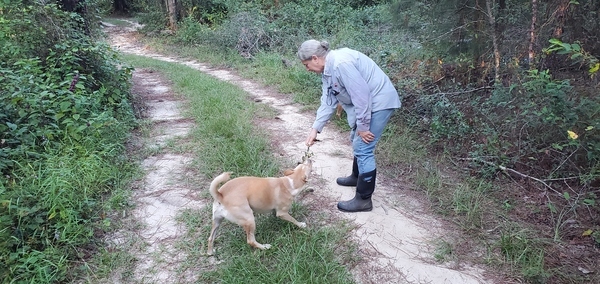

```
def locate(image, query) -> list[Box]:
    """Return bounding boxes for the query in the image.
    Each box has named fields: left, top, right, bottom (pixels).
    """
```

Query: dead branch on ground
left=458, top=157, right=562, bottom=196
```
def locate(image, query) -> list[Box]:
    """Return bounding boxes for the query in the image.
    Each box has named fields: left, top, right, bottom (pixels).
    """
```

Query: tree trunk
left=166, top=0, right=177, bottom=31
left=485, top=0, right=500, bottom=83
left=528, top=0, right=538, bottom=69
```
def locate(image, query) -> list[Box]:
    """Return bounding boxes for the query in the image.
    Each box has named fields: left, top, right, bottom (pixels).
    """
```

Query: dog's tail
left=209, top=172, right=232, bottom=202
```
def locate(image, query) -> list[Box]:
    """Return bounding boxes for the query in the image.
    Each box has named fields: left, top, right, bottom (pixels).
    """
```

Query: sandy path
left=103, top=21, right=491, bottom=284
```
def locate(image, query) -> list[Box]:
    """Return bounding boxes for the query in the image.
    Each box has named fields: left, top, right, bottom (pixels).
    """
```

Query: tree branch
left=428, top=86, right=493, bottom=97
left=458, top=157, right=562, bottom=195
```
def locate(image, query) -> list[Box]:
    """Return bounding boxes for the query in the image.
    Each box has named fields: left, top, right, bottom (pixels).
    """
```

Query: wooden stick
left=458, top=157, right=562, bottom=196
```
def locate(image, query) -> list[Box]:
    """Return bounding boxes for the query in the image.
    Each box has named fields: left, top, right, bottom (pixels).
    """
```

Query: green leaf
left=6, top=122, right=17, bottom=131
left=548, top=203, right=557, bottom=214
left=563, top=192, right=570, bottom=200
left=549, top=38, right=562, bottom=45
left=60, top=101, right=72, bottom=111
left=552, top=143, right=564, bottom=150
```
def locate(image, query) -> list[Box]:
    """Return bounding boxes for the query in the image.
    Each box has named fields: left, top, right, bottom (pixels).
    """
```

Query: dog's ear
left=283, top=169, right=294, bottom=176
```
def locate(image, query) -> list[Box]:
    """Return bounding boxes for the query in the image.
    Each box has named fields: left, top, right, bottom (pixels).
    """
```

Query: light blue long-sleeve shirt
left=312, top=48, right=401, bottom=133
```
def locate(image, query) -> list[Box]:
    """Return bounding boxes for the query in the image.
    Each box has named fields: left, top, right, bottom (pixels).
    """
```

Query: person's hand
left=305, top=128, right=318, bottom=146
left=357, top=130, right=374, bottom=143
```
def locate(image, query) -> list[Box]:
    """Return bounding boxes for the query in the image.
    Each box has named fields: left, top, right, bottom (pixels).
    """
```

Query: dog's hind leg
left=207, top=204, right=225, bottom=256
left=241, top=218, right=271, bottom=250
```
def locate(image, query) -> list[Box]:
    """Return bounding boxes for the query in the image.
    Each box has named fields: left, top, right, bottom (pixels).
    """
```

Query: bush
left=1, top=1, right=136, bottom=282
left=422, top=68, right=600, bottom=179
left=1, top=2, right=134, bottom=173
left=176, top=16, right=211, bottom=45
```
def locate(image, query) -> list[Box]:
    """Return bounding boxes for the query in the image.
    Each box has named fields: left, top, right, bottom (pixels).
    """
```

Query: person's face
left=301, top=55, right=325, bottom=74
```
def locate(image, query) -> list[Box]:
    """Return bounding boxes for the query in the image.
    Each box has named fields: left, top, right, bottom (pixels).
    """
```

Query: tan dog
left=206, top=159, right=312, bottom=255
left=336, top=103, right=343, bottom=119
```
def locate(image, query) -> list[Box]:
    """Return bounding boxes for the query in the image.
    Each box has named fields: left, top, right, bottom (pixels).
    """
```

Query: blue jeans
left=350, top=109, right=395, bottom=174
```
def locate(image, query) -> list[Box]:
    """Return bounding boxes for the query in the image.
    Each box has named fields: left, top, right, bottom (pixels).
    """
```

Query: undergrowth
left=1, top=2, right=137, bottom=282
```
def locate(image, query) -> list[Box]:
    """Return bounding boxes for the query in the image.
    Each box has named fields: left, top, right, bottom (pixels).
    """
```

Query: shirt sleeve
left=336, top=62, right=372, bottom=132
left=311, top=82, right=337, bottom=133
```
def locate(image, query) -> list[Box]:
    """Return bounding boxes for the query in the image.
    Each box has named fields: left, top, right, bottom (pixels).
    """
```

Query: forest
left=1, top=0, right=599, bottom=283
left=127, top=0, right=600, bottom=182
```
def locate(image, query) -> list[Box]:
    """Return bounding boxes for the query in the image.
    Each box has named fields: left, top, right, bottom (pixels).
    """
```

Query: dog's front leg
left=276, top=210, right=307, bottom=228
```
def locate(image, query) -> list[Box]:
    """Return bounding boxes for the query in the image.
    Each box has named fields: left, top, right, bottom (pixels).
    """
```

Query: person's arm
left=306, top=82, right=337, bottom=146
left=311, top=80, right=337, bottom=132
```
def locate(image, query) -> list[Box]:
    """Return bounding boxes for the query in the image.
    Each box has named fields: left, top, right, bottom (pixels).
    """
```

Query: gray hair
left=297, top=40, right=330, bottom=61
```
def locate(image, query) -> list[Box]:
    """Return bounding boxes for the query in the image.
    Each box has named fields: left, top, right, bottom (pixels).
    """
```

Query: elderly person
left=297, top=39, right=401, bottom=212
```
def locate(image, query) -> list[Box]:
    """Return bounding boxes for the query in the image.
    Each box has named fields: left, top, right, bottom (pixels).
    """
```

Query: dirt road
left=102, top=20, right=491, bottom=284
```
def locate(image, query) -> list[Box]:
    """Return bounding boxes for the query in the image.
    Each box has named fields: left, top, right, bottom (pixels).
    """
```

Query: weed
left=496, top=228, right=550, bottom=283
left=433, top=239, right=455, bottom=263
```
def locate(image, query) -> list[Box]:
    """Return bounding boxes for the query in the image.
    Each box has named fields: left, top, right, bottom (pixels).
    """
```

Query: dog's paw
left=298, top=222, right=307, bottom=228
left=263, top=244, right=272, bottom=250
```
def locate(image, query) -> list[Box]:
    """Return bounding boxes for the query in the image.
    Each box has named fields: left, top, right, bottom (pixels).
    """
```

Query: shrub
left=1, top=1, right=136, bottom=282
left=1, top=1, right=134, bottom=173
left=176, top=16, right=211, bottom=45
left=430, top=69, right=600, bottom=179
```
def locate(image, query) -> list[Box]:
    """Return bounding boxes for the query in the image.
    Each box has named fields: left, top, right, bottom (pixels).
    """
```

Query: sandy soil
left=102, top=21, right=492, bottom=284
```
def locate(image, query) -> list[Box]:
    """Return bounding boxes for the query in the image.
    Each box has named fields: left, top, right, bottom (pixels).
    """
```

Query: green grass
left=433, top=239, right=455, bottom=262
left=495, top=226, right=550, bottom=283
left=179, top=207, right=357, bottom=283
left=123, top=54, right=281, bottom=177
left=1, top=139, right=137, bottom=283
left=118, top=54, right=358, bottom=283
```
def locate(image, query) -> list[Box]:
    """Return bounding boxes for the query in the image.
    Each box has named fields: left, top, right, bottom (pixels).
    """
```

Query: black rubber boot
left=336, top=157, right=359, bottom=186
left=337, top=169, right=376, bottom=212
